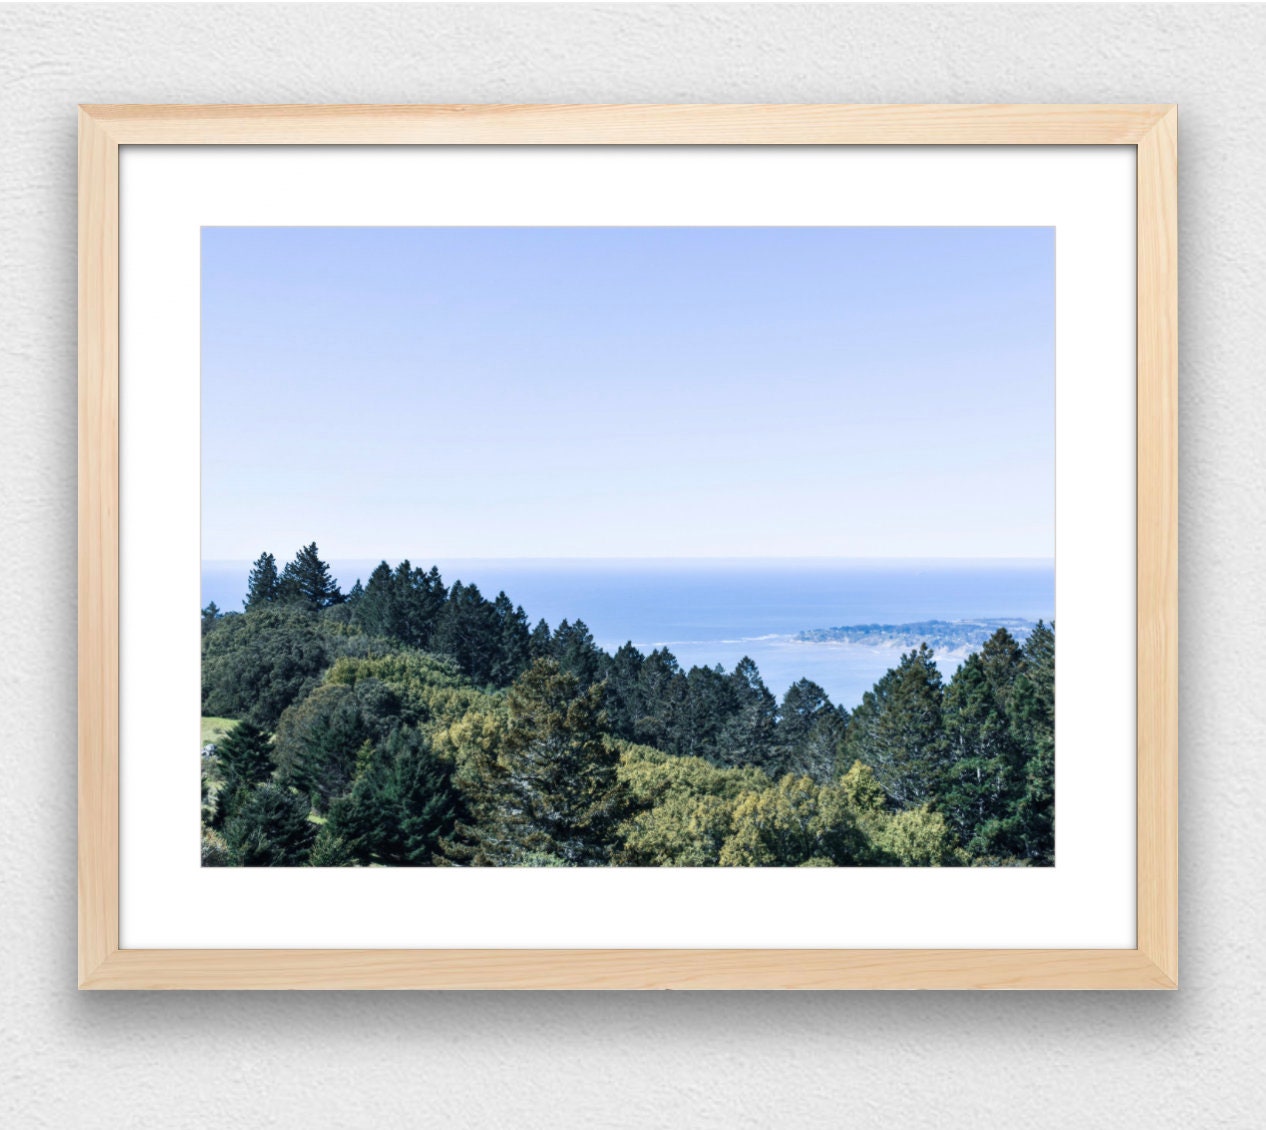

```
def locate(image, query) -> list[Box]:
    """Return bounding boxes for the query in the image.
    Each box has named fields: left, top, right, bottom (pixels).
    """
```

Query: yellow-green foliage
left=615, top=747, right=963, bottom=867
left=839, top=760, right=963, bottom=866
left=325, top=651, right=491, bottom=732
left=871, top=806, right=965, bottom=867
left=272, top=653, right=967, bottom=868
left=433, top=697, right=510, bottom=776
left=837, top=759, right=888, bottom=813
left=718, top=775, right=868, bottom=867
left=615, top=745, right=759, bottom=866
left=616, top=746, right=874, bottom=866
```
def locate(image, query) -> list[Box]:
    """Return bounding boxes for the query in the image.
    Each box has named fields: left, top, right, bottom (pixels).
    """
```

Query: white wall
left=1, top=4, right=1262, bottom=1126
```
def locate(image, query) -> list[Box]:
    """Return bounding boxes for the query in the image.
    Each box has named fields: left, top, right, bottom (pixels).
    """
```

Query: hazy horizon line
left=203, top=554, right=1055, bottom=565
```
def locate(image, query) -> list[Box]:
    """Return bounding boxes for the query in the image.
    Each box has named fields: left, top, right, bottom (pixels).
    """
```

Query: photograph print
left=199, top=226, right=1054, bottom=869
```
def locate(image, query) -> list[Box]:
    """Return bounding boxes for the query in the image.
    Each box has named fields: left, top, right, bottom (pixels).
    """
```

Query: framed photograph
left=79, top=104, right=1176, bottom=989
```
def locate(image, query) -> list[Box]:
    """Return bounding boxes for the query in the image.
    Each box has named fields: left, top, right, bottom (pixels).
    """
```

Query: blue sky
left=202, top=226, right=1053, bottom=561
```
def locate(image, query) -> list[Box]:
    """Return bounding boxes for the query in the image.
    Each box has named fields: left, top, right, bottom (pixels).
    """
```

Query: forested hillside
left=201, top=545, right=1054, bottom=868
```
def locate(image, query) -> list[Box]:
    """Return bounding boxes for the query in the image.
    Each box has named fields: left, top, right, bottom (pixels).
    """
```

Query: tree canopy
left=201, top=550, right=1055, bottom=869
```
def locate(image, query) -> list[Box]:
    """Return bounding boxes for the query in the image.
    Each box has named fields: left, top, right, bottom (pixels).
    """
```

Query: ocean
left=201, top=558, right=1054, bottom=711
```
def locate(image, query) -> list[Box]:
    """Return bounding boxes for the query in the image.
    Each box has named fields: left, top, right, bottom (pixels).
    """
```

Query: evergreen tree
left=329, top=727, right=463, bottom=865
left=941, top=629, right=1026, bottom=853
left=679, top=663, right=734, bottom=763
left=244, top=551, right=281, bottom=610
left=633, top=648, right=688, bottom=752
left=491, top=592, right=532, bottom=685
left=279, top=542, right=343, bottom=609
left=844, top=643, right=949, bottom=808
left=528, top=618, right=553, bottom=660
left=717, top=657, right=778, bottom=772
left=449, top=659, right=623, bottom=866
left=433, top=581, right=502, bottom=684
left=601, top=642, right=646, bottom=741
left=201, top=602, right=222, bottom=636
left=273, top=679, right=403, bottom=812
left=778, top=679, right=847, bottom=782
left=551, top=618, right=603, bottom=689
left=307, top=825, right=355, bottom=867
left=222, top=784, right=316, bottom=866
left=377, top=560, right=448, bottom=648
left=211, top=720, right=275, bottom=828
left=355, top=561, right=398, bottom=638
left=1007, top=621, right=1055, bottom=863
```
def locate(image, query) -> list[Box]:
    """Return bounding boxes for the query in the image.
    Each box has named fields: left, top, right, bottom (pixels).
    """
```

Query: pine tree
left=211, top=719, right=275, bottom=828
left=355, top=560, right=398, bottom=637
left=201, top=602, right=222, bottom=636
left=717, top=656, right=778, bottom=773
left=307, top=825, right=355, bottom=867
left=244, top=551, right=281, bottom=610
left=777, top=679, right=846, bottom=782
left=448, top=659, right=623, bottom=866
left=491, top=591, right=532, bottom=686
left=1007, top=621, right=1055, bottom=863
left=941, top=628, right=1026, bottom=853
left=528, top=618, right=553, bottom=660
left=433, top=581, right=502, bottom=684
left=272, top=680, right=401, bottom=812
left=279, top=542, right=343, bottom=609
left=329, top=727, right=462, bottom=865
left=633, top=647, right=688, bottom=752
left=601, top=642, right=647, bottom=741
left=551, top=618, right=603, bottom=688
left=680, top=663, right=736, bottom=763
left=222, top=784, right=316, bottom=866
left=844, top=643, right=949, bottom=808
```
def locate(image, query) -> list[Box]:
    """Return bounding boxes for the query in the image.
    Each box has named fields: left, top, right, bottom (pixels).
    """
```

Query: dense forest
left=200, top=544, right=1054, bottom=868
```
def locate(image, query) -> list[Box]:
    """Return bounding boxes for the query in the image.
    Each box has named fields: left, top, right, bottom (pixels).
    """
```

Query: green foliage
left=244, top=551, right=281, bottom=610
left=778, top=678, right=847, bottom=782
left=432, top=580, right=524, bottom=686
left=328, top=727, right=463, bottom=866
left=279, top=542, right=343, bottom=609
left=870, top=805, right=964, bottom=867
left=201, top=828, right=230, bottom=867
left=354, top=560, right=447, bottom=648
left=719, top=776, right=869, bottom=867
left=221, top=784, right=316, bottom=866
left=551, top=619, right=603, bottom=688
left=844, top=643, right=949, bottom=808
left=210, top=719, right=275, bottom=828
left=307, top=826, right=355, bottom=867
left=201, top=550, right=1054, bottom=868
left=1003, top=621, right=1055, bottom=863
left=201, top=604, right=331, bottom=729
left=325, top=650, right=485, bottom=731
left=940, top=629, right=1027, bottom=852
left=201, top=602, right=222, bottom=635
left=273, top=678, right=403, bottom=812
left=448, top=660, right=623, bottom=865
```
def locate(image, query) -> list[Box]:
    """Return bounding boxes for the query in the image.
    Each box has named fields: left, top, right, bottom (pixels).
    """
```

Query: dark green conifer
left=279, top=542, right=343, bottom=609
left=222, top=784, right=315, bottom=866
left=243, top=551, right=281, bottom=610
left=211, top=719, right=275, bottom=828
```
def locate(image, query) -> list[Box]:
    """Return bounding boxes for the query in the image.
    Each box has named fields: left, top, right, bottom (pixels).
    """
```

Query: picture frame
left=79, top=103, right=1176, bottom=989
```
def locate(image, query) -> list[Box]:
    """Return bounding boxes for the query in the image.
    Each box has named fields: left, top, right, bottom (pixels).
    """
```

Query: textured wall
left=1, top=4, right=1262, bottom=1126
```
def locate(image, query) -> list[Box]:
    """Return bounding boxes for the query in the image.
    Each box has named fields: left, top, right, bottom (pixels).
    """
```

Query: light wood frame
left=79, top=104, right=1177, bottom=989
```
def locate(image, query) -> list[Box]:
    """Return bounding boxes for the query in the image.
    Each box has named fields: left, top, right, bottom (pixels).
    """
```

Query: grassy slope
left=200, top=716, right=238, bottom=746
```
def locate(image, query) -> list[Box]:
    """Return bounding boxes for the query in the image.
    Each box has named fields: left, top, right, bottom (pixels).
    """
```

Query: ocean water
left=202, top=558, right=1054, bottom=711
